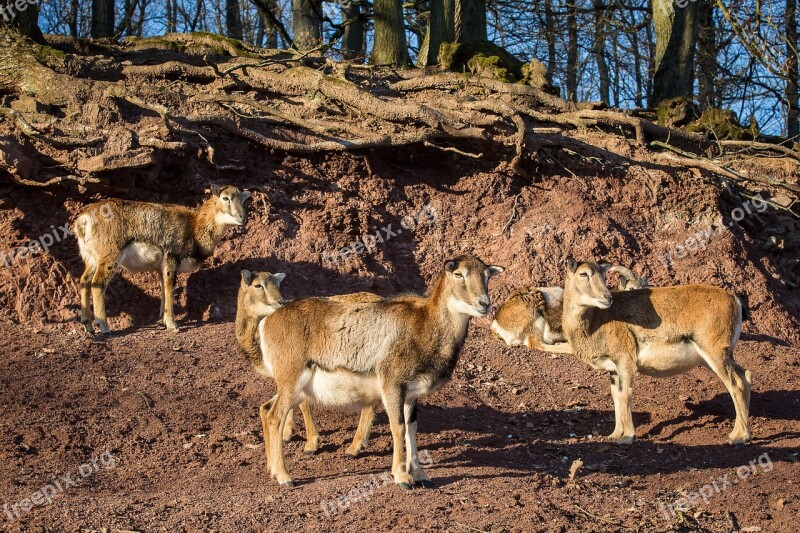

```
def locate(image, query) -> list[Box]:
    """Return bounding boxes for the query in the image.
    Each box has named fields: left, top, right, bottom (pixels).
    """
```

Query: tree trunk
left=418, top=0, right=445, bottom=66
left=651, top=0, right=700, bottom=105
left=454, top=0, right=486, bottom=42
left=371, top=0, right=407, bottom=66
left=786, top=0, right=799, bottom=138
left=341, top=1, right=364, bottom=60
left=566, top=1, right=578, bottom=101
left=69, top=0, right=79, bottom=38
left=116, top=0, right=137, bottom=38
left=165, top=0, right=175, bottom=33
left=0, top=29, right=90, bottom=105
left=443, top=0, right=455, bottom=40
left=0, top=0, right=44, bottom=42
left=631, top=13, right=644, bottom=108
left=226, top=0, right=243, bottom=40
left=292, top=0, right=322, bottom=51
left=544, top=0, right=557, bottom=84
left=696, top=0, right=717, bottom=109
left=91, top=0, right=115, bottom=38
left=255, top=10, right=265, bottom=46
left=253, top=0, right=280, bottom=48
left=593, top=0, right=610, bottom=105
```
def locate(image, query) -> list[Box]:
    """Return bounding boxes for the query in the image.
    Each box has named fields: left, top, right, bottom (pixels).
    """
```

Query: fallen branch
left=7, top=173, right=100, bottom=188
left=423, top=141, right=482, bottom=158
left=718, top=139, right=800, bottom=162
left=652, top=141, right=800, bottom=194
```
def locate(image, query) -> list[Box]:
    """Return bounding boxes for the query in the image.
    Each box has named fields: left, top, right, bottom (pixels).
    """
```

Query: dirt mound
left=1, top=135, right=798, bottom=342
left=1, top=38, right=799, bottom=531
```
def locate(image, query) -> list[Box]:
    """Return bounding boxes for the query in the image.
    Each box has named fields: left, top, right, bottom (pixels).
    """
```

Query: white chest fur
left=118, top=243, right=200, bottom=273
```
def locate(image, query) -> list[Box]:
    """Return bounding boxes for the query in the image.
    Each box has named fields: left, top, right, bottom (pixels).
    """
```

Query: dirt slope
left=1, top=100, right=799, bottom=531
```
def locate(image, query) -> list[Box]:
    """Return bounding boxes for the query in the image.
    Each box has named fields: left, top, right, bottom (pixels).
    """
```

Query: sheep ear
left=240, top=190, right=252, bottom=202
left=444, top=259, right=458, bottom=272
left=487, top=265, right=505, bottom=277
left=273, top=272, right=286, bottom=286
left=566, top=256, right=578, bottom=274
left=241, top=270, right=252, bottom=286
left=598, top=262, right=612, bottom=273
left=211, top=184, right=221, bottom=197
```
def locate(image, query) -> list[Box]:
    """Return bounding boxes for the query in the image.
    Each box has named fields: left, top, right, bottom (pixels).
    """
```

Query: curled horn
left=608, top=265, right=647, bottom=290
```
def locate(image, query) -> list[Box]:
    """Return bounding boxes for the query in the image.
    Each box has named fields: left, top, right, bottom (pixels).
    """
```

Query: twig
left=718, top=139, right=800, bottom=162
left=494, top=193, right=522, bottom=237
left=423, top=141, right=482, bottom=158
left=573, top=504, right=621, bottom=526
left=138, top=391, right=153, bottom=409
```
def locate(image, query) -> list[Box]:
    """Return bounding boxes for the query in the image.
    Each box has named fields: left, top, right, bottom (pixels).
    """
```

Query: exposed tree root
left=0, top=28, right=797, bottom=211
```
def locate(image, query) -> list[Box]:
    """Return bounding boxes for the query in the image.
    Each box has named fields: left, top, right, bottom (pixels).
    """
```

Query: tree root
left=2, top=29, right=798, bottom=195
left=123, top=62, right=219, bottom=82
left=652, top=141, right=800, bottom=195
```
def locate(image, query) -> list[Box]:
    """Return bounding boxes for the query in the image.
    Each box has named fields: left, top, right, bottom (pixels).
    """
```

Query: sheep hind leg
left=79, top=264, right=96, bottom=333
left=695, top=342, right=751, bottom=445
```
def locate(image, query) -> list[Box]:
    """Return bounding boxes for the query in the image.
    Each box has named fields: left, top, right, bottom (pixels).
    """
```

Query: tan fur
left=491, top=265, right=649, bottom=354
left=75, top=185, right=250, bottom=333
left=562, top=258, right=751, bottom=445
left=258, top=255, right=504, bottom=487
left=491, top=286, right=566, bottom=350
left=236, top=274, right=379, bottom=456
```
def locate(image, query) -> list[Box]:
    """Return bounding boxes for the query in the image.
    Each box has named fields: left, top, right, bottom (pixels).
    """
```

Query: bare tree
left=0, top=0, right=44, bottom=41
left=696, top=0, right=717, bottom=108
left=372, top=0, right=407, bottom=65
left=342, top=0, right=365, bottom=59
left=455, top=0, right=487, bottom=41
left=566, top=0, right=579, bottom=101
left=292, top=0, right=321, bottom=50
left=652, top=0, right=700, bottom=104
left=227, top=0, right=243, bottom=39
left=786, top=0, right=799, bottom=137
left=91, top=0, right=115, bottom=37
left=593, top=0, right=611, bottom=104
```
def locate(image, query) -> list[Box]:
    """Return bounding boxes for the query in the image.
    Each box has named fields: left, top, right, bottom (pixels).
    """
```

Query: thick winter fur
left=258, top=255, right=504, bottom=487
left=562, top=258, right=751, bottom=445
left=75, top=185, right=250, bottom=333
left=491, top=265, right=647, bottom=353
left=236, top=271, right=379, bottom=456
left=491, top=286, right=569, bottom=352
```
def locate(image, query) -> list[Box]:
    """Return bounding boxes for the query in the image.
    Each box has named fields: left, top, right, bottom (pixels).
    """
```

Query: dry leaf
left=569, top=458, right=584, bottom=480
left=770, top=498, right=786, bottom=510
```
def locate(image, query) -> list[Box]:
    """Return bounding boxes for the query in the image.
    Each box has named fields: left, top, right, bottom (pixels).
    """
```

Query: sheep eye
left=254, top=284, right=263, bottom=289
left=579, top=272, right=589, bottom=279
left=222, top=197, right=230, bottom=202
left=454, top=272, right=463, bottom=279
